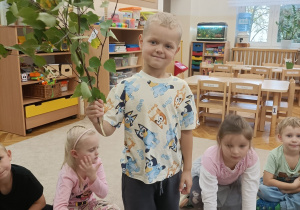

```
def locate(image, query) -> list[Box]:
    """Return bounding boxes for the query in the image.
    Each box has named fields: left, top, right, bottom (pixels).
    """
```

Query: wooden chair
left=213, top=64, right=232, bottom=73
left=251, top=66, right=272, bottom=100
left=281, top=69, right=300, bottom=106
left=262, top=63, right=281, bottom=67
left=209, top=72, right=234, bottom=77
left=294, top=64, right=300, bottom=68
left=237, top=73, right=264, bottom=79
left=259, top=79, right=295, bottom=131
left=226, top=82, right=262, bottom=137
left=196, top=80, right=227, bottom=122
left=250, top=66, right=272, bottom=79
left=262, top=63, right=282, bottom=79
left=226, top=61, right=243, bottom=65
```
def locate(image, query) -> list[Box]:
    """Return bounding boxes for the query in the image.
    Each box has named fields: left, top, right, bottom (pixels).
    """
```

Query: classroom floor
left=1, top=102, right=300, bottom=150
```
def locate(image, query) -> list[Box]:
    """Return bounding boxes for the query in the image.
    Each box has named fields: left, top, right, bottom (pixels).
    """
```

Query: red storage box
left=126, top=47, right=140, bottom=51
left=174, top=61, right=188, bottom=76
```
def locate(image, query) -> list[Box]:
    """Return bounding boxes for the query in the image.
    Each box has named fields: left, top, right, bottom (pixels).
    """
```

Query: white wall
left=170, top=0, right=237, bottom=66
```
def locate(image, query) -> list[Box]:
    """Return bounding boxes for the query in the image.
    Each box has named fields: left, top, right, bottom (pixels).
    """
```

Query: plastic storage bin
left=60, top=80, right=68, bottom=92
left=109, top=44, right=116, bottom=52
left=129, top=57, right=138, bottom=66
left=193, top=43, right=203, bottom=51
left=113, top=57, right=123, bottom=67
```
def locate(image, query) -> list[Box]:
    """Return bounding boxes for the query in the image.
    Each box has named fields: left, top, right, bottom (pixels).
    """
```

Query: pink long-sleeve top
left=53, top=158, right=108, bottom=210
left=200, top=145, right=260, bottom=210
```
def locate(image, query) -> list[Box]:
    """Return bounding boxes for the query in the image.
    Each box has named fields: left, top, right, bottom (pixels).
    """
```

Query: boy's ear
left=277, top=134, right=282, bottom=142
left=7, top=150, right=12, bottom=161
left=71, top=150, right=78, bottom=158
left=138, top=34, right=143, bottom=49
left=175, top=46, right=180, bottom=55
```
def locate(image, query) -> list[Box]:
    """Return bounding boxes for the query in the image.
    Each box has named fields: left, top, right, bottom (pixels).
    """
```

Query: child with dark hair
left=180, top=115, right=260, bottom=209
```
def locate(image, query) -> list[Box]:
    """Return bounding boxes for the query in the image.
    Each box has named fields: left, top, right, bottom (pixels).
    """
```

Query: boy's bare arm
left=263, top=171, right=300, bottom=191
left=181, top=130, right=193, bottom=172
left=86, top=99, right=116, bottom=136
left=28, top=194, right=46, bottom=210
left=179, top=130, right=193, bottom=194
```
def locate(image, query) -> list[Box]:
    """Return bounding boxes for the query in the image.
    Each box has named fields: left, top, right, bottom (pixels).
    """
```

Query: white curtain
left=228, top=0, right=300, bottom=7
left=0, top=0, right=9, bottom=25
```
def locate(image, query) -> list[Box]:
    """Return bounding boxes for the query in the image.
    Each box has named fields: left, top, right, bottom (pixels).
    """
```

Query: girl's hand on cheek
left=79, top=156, right=101, bottom=184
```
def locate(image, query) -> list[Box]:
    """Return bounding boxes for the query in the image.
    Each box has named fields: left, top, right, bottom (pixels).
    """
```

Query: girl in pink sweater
left=53, top=126, right=119, bottom=210
left=180, top=115, right=260, bottom=209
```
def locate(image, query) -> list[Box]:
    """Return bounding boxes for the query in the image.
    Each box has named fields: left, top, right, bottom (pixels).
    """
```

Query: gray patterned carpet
left=7, top=117, right=270, bottom=209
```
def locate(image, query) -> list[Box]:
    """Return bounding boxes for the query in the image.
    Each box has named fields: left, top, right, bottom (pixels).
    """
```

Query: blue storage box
left=125, top=44, right=139, bottom=48
left=193, top=43, right=203, bottom=51
left=192, top=65, right=200, bottom=70
left=109, top=44, right=116, bottom=52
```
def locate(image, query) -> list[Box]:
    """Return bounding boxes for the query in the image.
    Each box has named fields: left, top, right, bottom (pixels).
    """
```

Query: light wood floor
left=1, top=103, right=299, bottom=150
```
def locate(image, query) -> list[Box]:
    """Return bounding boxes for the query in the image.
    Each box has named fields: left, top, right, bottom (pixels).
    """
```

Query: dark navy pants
left=122, top=171, right=181, bottom=210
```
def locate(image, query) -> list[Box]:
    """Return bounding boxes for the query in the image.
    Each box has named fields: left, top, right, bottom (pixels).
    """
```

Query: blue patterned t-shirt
left=103, top=70, right=197, bottom=184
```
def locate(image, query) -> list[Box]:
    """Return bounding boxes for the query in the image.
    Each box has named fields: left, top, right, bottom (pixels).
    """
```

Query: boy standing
left=0, top=143, right=48, bottom=210
left=258, top=117, right=300, bottom=209
left=86, top=12, right=197, bottom=210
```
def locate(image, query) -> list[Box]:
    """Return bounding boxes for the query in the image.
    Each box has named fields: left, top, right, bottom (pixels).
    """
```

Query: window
left=237, top=4, right=300, bottom=48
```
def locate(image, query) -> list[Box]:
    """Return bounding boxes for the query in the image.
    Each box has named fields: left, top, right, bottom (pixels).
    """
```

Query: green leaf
left=9, top=2, right=18, bottom=17
left=86, top=11, right=99, bottom=25
left=100, top=1, right=109, bottom=8
left=79, top=17, right=89, bottom=32
left=72, top=53, right=80, bottom=67
left=107, top=30, right=118, bottom=41
left=80, top=42, right=89, bottom=54
left=76, top=65, right=84, bottom=77
left=33, top=55, right=46, bottom=67
left=99, top=19, right=112, bottom=31
left=90, top=37, right=100, bottom=49
left=18, top=7, right=38, bottom=20
left=7, top=44, right=23, bottom=52
left=103, top=59, right=116, bottom=73
left=37, top=13, right=56, bottom=27
left=81, top=81, right=92, bottom=99
left=70, top=40, right=79, bottom=54
left=52, top=1, right=64, bottom=11
left=6, top=11, right=17, bottom=25
left=87, top=66, right=97, bottom=73
left=22, top=19, right=46, bottom=30
left=73, top=0, right=94, bottom=9
left=89, top=56, right=101, bottom=68
left=68, top=21, right=78, bottom=33
left=72, top=84, right=82, bottom=98
left=80, top=76, right=95, bottom=86
left=0, top=44, right=9, bottom=59
left=69, top=12, right=78, bottom=23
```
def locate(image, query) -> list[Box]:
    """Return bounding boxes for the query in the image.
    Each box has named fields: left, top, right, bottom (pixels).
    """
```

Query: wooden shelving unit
left=189, top=41, right=230, bottom=76
left=0, top=26, right=80, bottom=136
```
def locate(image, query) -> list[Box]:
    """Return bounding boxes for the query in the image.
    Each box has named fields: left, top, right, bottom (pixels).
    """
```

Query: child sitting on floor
left=0, top=143, right=51, bottom=209
left=180, top=115, right=260, bottom=209
left=257, top=117, right=300, bottom=210
left=53, top=125, right=119, bottom=210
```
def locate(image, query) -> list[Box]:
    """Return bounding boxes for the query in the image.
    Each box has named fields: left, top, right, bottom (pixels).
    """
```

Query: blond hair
left=277, top=117, right=300, bottom=135
left=217, top=115, right=253, bottom=145
left=63, top=125, right=96, bottom=170
left=0, top=143, right=7, bottom=152
left=143, top=12, right=182, bottom=43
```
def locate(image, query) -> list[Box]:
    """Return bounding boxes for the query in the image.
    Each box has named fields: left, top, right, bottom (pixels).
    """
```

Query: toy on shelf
left=119, top=7, right=141, bottom=29
left=29, top=72, right=44, bottom=81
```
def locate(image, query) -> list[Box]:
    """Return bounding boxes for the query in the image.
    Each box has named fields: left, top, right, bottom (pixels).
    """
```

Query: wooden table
left=200, top=64, right=300, bottom=78
left=185, top=75, right=290, bottom=136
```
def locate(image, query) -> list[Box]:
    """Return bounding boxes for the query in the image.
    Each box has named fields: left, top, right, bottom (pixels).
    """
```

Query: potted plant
left=276, top=5, right=300, bottom=49
left=0, top=0, right=119, bottom=134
